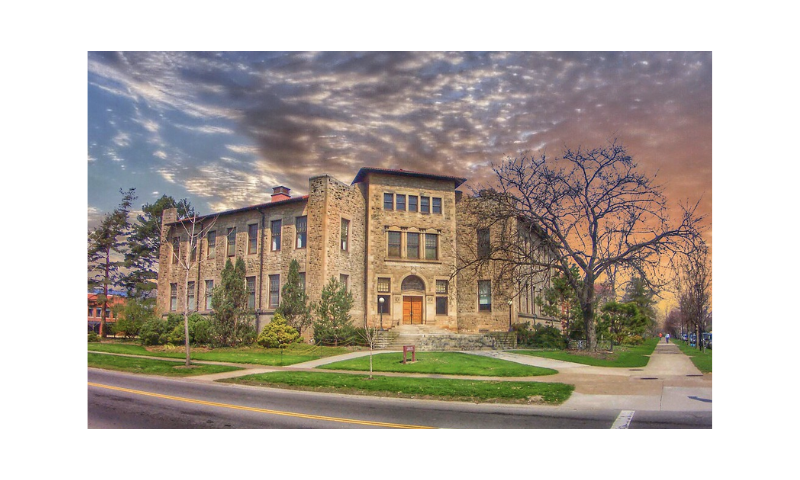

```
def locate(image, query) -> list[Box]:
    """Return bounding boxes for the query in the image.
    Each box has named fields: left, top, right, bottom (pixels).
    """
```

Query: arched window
left=401, top=275, right=425, bottom=291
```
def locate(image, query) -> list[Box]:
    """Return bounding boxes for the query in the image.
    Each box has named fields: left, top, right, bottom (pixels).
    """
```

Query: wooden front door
left=403, top=296, right=423, bottom=325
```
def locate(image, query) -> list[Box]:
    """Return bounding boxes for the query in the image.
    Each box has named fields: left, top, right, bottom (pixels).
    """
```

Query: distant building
left=88, top=293, right=125, bottom=334
left=157, top=167, right=557, bottom=334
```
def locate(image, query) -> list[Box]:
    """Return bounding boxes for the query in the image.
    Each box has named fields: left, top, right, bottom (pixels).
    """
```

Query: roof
left=351, top=167, right=467, bottom=189
left=168, top=195, right=309, bottom=225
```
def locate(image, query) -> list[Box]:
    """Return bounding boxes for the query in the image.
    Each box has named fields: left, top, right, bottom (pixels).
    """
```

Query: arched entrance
left=401, top=275, right=425, bottom=325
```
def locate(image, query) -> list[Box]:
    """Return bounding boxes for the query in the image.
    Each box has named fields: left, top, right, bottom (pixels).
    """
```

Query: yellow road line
left=88, top=382, right=435, bottom=429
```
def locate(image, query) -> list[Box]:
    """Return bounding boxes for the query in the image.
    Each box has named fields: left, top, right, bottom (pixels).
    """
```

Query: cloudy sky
left=88, top=51, right=711, bottom=244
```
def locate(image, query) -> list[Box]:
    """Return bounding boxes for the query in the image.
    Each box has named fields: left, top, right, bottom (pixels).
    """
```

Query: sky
left=87, top=51, right=712, bottom=250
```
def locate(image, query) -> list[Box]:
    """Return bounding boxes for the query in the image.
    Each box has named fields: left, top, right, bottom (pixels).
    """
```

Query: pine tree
left=88, top=188, right=136, bottom=338
left=211, top=258, right=253, bottom=346
left=276, top=259, right=312, bottom=335
left=312, top=277, right=355, bottom=346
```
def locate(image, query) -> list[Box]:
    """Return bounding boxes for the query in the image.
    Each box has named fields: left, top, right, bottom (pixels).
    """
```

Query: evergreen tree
left=276, top=259, right=312, bottom=335
left=597, top=301, right=649, bottom=345
left=122, top=195, right=192, bottom=300
left=312, top=277, right=355, bottom=346
left=211, top=258, right=254, bottom=346
left=88, top=188, right=136, bottom=337
left=622, top=276, right=658, bottom=329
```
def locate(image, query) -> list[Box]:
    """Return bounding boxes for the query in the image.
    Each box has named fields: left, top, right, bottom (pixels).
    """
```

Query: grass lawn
left=673, top=340, right=712, bottom=373
left=510, top=337, right=659, bottom=368
left=317, top=352, right=556, bottom=376
left=88, top=342, right=353, bottom=366
left=88, top=353, right=243, bottom=377
left=222, top=371, right=573, bottom=405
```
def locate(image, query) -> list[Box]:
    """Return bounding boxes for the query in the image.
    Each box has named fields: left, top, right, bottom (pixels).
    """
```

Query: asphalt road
left=88, top=369, right=712, bottom=429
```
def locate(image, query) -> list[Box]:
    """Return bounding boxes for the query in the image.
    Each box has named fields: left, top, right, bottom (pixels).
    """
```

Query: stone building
left=156, top=167, right=557, bottom=334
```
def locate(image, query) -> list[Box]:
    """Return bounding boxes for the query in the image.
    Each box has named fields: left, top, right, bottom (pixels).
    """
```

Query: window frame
left=406, top=232, right=420, bottom=259
left=205, top=280, right=214, bottom=310
left=248, top=223, right=259, bottom=255
left=207, top=231, right=216, bottom=259
left=425, top=233, right=439, bottom=260
left=396, top=194, right=406, bottom=211
left=170, top=283, right=178, bottom=311
left=387, top=231, right=402, bottom=258
left=295, top=216, right=307, bottom=249
left=420, top=196, right=430, bottom=214
left=408, top=195, right=418, bottom=212
left=341, top=218, right=350, bottom=251
left=377, top=277, right=391, bottom=293
left=478, top=280, right=492, bottom=311
left=269, top=274, right=281, bottom=309
left=432, top=197, right=442, bottom=214
left=477, top=228, right=491, bottom=258
left=270, top=220, right=282, bottom=251
left=187, top=281, right=196, bottom=311
left=246, top=276, right=256, bottom=310
left=227, top=227, right=236, bottom=257
left=383, top=193, right=394, bottom=210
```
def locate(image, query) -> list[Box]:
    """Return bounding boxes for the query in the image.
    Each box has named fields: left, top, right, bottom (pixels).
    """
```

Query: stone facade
left=157, top=167, right=557, bottom=335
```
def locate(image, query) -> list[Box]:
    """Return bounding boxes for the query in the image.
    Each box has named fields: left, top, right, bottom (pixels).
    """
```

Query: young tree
left=170, top=210, right=217, bottom=365
left=88, top=188, right=136, bottom=338
left=622, top=276, right=658, bottom=331
left=122, top=195, right=192, bottom=301
left=537, top=267, right=583, bottom=337
left=211, top=257, right=254, bottom=347
left=276, top=259, right=312, bottom=335
left=597, top=301, right=648, bottom=346
left=312, top=277, right=355, bottom=347
left=462, top=141, right=703, bottom=350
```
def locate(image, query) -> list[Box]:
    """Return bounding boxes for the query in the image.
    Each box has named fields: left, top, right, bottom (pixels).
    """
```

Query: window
left=271, top=220, right=281, bottom=251
left=207, top=231, right=216, bottom=259
left=170, top=283, right=177, bottom=311
left=478, top=228, right=491, bottom=258
left=425, top=233, right=438, bottom=260
left=408, top=195, right=418, bottom=212
left=340, top=274, right=349, bottom=291
left=295, top=216, right=307, bottom=249
left=388, top=231, right=401, bottom=258
left=436, top=297, right=448, bottom=315
left=377, top=277, right=391, bottom=293
left=436, top=279, right=448, bottom=294
left=341, top=218, right=350, bottom=251
left=432, top=197, right=442, bottom=214
left=378, top=295, right=391, bottom=314
left=190, top=241, right=197, bottom=262
left=227, top=227, right=236, bottom=256
left=248, top=224, right=258, bottom=254
left=172, top=237, right=180, bottom=264
left=384, top=193, right=394, bottom=210
left=96, top=308, right=101, bottom=317
left=478, top=280, right=492, bottom=311
left=406, top=232, right=420, bottom=259
left=247, top=276, right=256, bottom=309
left=188, top=281, right=196, bottom=311
left=396, top=194, right=406, bottom=211
left=269, top=275, right=280, bottom=309
left=205, top=280, right=214, bottom=310
left=88, top=308, right=93, bottom=317
left=299, top=272, right=306, bottom=292
left=420, top=196, right=430, bottom=214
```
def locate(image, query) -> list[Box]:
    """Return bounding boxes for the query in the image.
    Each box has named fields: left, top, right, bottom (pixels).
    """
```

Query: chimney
left=271, top=186, right=291, bottom=202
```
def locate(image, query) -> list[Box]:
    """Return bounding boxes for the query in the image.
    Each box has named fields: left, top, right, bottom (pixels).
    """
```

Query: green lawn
left=510, top=338, right=659, bottom=368
left=317, top=352, right=557, bottom=376
left=673, top=340, right=712, bottom=373
left=88, top=342, right=352, bottom=366
left=88, top=352, right=243, bottom=377
left=222, top=371, right=573, bottom=405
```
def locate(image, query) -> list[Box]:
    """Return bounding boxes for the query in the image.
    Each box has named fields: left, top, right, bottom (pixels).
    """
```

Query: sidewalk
left=171, top=342, right=712, bottom=412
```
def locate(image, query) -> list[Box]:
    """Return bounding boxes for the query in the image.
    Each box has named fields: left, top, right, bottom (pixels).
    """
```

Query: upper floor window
left=172, top=236, right=180, bottom=264
left=227, top=227, right=236, bottom=256
left=408, top=195, right=418, bottom=212
left=396, top=194, right=406, bottom=211
left=420, top=196, right=430, bottom=214
left=388, top=231, right=402, bottom=258
left=425, top=233, right=439, bottom=260
left=248, top=224, right=258, bottom=255
left=296, top=216, right=307, bottom=249
left=406, top=232, right=420, bottom=259
left=271, top=220, right=281, bottom=251
left=341, top=218, right=350, bottom=251
left=384, top=193, right=394, bottom=210
left=207, top=231, right=216, bottom=259
left=477, top=228, right=491, bottom=258
left=432, top=197, right=442, bottom=214
left=190, top=241, right=197, bottom=262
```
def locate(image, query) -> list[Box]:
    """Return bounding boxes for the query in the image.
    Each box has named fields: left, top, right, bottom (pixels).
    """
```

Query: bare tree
left=360, top=319, right=380, bottom=380
left=171, top=211, right=218, bottom=366
left=460, top=141, right=704, bottom=350
left=675, top=240, right=712, bottom=350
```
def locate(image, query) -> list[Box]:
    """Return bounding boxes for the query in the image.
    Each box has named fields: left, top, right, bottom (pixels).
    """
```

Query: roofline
left=166, top=195, right=309, bottom=226
left=351, top=167, right=467, bottom=189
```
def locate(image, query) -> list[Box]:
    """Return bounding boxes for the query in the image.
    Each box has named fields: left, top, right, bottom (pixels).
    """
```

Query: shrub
left=257, top=313, right=300, bottom=348
left=513, top=323, right=566, bottom=349
left=88, top=332, right=100, bottom=343
left=622, top=334, right=644, bottom=345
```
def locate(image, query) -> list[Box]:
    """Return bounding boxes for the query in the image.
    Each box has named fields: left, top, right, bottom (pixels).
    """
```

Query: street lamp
left=378, top=297, right=385, bottom=331
left=508, top=299, right=513, bottom=332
